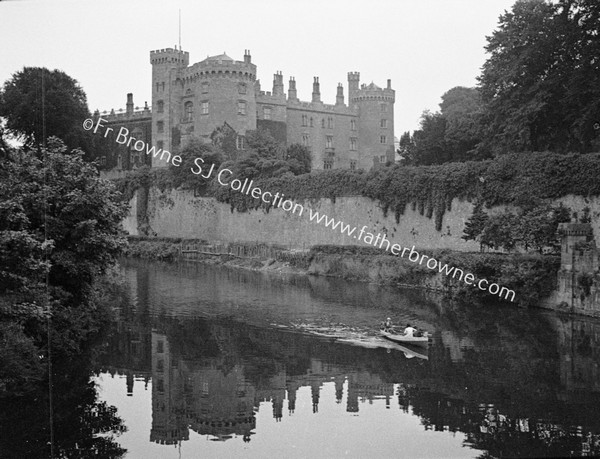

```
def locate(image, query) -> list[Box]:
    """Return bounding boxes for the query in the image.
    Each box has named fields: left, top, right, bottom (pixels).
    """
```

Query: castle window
left=157, top=340, right=164, bottom=353
left=99, top=156, right=106, bottom=166
left=351, top=119, right=356, bottom=131
left=350, top=160, right=357, bottom=170
left=328, top=117, right=333, bottom=129
left=157, top=121, right=164, bottom=133
left=157, top=100, right=164, bottom=113
left=161, top=82, right=165, bottom=91
left=156, top=82, right=159, bottom=92
left=201, top=101, right=209, bottom=115
left=157, top=140, right=164, bottom=150
left=321, top=119, right=325, bottom=128
left=184, top=101, right=194, bottom=121
left=238, top=83, right=247, bottom=94
left=323, top=159, right=333, bottom=170
left=186, top=88, right=193, bottom=95
left=380, top=155, right=386, bottom=163
left=380, top=135, right=387, bottom=144
left=157, top=378, right=164, bottom=393
left=236, top=135, right=246, bottom=150
left=157, top=359, right=164, bottom=373
left=380, top=119, right=387, bottom=128
left=238, top=100, right=247, bottom=115
left=381, top=103, right=387, bottom=112
left=263, top=106, right=272, bottom=120
left=202, top=82, right=209, bottom=94
left=310, top=117, right=314, bottom=127
left=302, top=114, right=308, bottom=127
left=302, top=134, right=310, bottom=146
left=350, top=137, right=357, bottom=151
left=326, top=136, right=333, bottom=148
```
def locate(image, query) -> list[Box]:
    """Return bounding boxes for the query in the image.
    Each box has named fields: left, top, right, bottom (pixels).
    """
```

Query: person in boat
left=381, top=317, right=393, bottom=331
left=403, top=323, right=417, bottom=337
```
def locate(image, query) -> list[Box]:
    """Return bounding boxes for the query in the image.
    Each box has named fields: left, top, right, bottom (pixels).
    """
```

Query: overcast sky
left=0, top=0, right=516, bottom=135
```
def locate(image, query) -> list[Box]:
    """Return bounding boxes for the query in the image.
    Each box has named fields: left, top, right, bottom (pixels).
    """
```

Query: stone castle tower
left=104, top=47, right=395, bottom=170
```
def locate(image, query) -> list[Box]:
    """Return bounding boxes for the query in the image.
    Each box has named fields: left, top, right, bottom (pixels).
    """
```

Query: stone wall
left=123, top=188, right=600, bottom=252
left=125, top=187, right=481, bottom=251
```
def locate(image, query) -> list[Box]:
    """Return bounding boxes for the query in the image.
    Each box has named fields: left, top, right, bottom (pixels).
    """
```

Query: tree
left=0, top=138, right=129, bottom=302
left=516, top=203, right=571, bottom=253
left=406, top=87, right=485, bottom=165
left=285, top=143, right=312, bottom=175
left=439, top=87, right=485, bottom=161
left=468, top=202, right=571, bottom=253
left=462, top=201, right=489, bottom=251
left=397, top=131, right=416, bottom=165
left=246, top=128, right=286, bottom=159
left=169, top=137, right=223, bottom=194
left=411, top=111, right=448, bottom=165
left=0, top=67, right=91, bottom=151
left=478, top=0, right=600, bottom=153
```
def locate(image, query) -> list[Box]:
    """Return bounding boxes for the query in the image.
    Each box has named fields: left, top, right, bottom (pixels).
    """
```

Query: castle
left=99, top=46, right=395, bottom=171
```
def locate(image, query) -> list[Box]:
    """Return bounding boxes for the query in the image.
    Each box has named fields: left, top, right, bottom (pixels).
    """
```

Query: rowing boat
left=380, top=329, right=430, bottom=346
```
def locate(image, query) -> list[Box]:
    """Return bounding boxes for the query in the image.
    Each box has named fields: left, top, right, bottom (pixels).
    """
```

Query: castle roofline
left=202, top=53, right=234, bottom=63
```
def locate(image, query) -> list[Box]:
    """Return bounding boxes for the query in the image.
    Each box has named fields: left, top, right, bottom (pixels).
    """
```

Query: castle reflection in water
left=103, top=320, right=398, bottom=445
left=99, top=312, right=600, bottom=457
left=96, top=260, right=600, bottom=457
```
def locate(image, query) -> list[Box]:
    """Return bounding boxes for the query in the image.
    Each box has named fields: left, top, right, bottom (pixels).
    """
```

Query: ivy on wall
left=114, top=152, right=600, bottom=231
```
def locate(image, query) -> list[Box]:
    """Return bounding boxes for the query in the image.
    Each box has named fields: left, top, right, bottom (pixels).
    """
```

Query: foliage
left=285, top=143, right=312, bottom=175
left=411, top=111, right=449, bottom=165
left=462, top=201, right=489, bottom=251
left=0, top=138, right=129, bottom=394
left=402, top=87, right=485, bottom=165
left=465, top=202, right=571, bottom=253
left=0, top=329, right=127, bottom=458
left=210, top=122, right=239, bottom=163
left=246, top=127, right=286, bottom=159
left=117, top=150, right=600, bottom=231
left=478, top=0, right=600, bottom=154
left=480, top=213, right=520, bottom=252
left=0, top=139, right=129, bottom=300
left=437, top=251, right=561, bottom=306
left=397, top=131, right=415, bottom=164
left=170, top=137, right=223, bottom=194
left=0, top=67, right=94, bottom=153
left=440, top=87, right=484, bottom=160
left=123, top=239, right=182, bottom=261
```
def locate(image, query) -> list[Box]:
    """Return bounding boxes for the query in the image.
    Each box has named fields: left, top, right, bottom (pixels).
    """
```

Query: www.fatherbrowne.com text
left=85, top=118, right=516, bottom=303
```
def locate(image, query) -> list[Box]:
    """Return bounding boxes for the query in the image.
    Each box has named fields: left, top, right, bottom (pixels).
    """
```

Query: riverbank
left=123, top=236, right=560, bottom=309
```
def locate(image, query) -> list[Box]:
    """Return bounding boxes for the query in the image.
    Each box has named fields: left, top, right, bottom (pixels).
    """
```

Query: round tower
left=180, top=50, right=257, bottom=143
left=351, top=80, right=395, bottom=169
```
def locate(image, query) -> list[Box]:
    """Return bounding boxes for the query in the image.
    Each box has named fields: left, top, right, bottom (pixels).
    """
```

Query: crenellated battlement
left=178, top=54, right=257, bottom=83
left=351, top=82, right=395, bottom=103
left=150, top=48, right=189, bottom=66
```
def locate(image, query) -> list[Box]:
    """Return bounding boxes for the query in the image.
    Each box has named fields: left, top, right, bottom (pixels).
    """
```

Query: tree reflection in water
left=98, top=298, right=600, bottom=458
left=0, top=348, right=126, bottom=458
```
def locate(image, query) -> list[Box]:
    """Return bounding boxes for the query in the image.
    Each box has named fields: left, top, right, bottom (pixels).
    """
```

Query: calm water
left=93, top=259, right=600, bottom=458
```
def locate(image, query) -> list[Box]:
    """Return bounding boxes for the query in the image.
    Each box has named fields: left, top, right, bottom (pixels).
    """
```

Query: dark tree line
left=401, top=0, right=600, bottom=165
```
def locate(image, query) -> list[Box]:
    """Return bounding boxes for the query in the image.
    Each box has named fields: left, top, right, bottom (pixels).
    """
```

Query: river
left=82, top=259, right=600, bottom=457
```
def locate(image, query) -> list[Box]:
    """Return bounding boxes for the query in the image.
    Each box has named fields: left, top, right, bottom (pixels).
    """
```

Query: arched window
left=184, top=101, right=193, bottom=122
